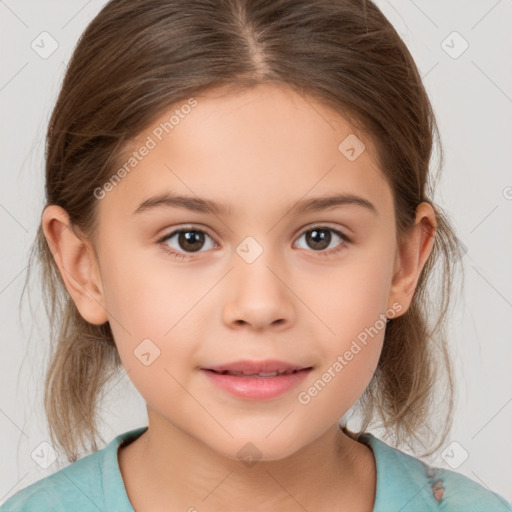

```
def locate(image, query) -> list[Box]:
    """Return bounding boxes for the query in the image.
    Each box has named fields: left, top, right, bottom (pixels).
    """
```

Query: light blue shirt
left=2, top=426, right=510, bottom=511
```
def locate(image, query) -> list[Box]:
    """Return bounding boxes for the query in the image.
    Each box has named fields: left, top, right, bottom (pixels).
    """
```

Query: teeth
left=218, top=369, right=299, bottom=377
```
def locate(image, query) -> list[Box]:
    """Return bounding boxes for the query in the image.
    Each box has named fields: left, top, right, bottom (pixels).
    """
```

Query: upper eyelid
left=158, top=224, right=217, bottom=243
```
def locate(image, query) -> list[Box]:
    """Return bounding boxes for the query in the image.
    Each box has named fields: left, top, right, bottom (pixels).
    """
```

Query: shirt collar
left=103, top=426, right=148, bottom=511
left=358, top=432, right=440, bottom=511
left=104, top=427, right=440, bottom=511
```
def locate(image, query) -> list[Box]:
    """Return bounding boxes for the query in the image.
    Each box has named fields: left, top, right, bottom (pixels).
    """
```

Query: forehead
left=96, top=83, right=391, bottom=221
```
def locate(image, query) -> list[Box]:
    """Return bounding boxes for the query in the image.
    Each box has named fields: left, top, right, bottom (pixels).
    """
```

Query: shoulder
left=1, top=427, right=146, bottom=512
left=359, top=433, right=511, bottom=512
left=430, top=466, right=511, bottom=512
left=0, top=449, right=105, bottom=512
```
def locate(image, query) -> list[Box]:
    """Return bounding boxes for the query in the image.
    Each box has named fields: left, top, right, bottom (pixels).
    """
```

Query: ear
left=41, top=205, right=108, bottom=325
left=387, top=202, right=436, bottom=316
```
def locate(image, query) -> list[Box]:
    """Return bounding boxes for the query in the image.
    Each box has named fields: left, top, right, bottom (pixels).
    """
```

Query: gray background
left=1, top=0, right=511, bottom=506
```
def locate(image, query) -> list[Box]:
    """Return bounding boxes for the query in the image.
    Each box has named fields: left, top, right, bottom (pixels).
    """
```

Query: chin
left=211, top=435, right=302, bottom=466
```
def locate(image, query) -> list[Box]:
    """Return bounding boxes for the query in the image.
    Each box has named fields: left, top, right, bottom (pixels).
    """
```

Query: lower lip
left=201, top=368, right=312, bottom=400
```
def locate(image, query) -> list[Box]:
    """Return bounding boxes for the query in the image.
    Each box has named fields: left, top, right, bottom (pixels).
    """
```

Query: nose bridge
left=222, top=233, right=294, bottom=330
left=234, top=233, right=284, bottom=297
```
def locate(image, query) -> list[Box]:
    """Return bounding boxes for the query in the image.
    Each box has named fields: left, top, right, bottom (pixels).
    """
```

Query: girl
left=2, top=0, right=510, bottom=510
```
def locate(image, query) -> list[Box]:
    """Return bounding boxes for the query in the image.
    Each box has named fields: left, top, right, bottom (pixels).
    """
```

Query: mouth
left=204, top=368, right=308, bottom=377
left=203, top=359, right=312, bottom=376
left=200, top=360, right=313, bottom=400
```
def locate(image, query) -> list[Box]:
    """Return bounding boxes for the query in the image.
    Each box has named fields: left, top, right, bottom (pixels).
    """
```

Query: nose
left=221, top=249, right=296, bottom=332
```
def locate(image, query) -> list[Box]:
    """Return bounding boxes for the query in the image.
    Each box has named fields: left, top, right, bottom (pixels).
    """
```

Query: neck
left=118, top=412, right=376, bottom=512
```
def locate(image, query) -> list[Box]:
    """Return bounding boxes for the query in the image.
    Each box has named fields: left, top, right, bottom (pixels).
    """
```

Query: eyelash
left=157, top=224, right=351, bottom=260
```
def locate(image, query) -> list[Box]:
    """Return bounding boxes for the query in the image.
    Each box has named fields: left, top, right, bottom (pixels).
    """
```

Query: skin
left=42, top=83, right=436, bottom=511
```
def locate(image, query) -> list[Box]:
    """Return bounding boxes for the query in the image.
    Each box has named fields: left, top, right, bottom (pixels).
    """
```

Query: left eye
left=293, top=226, right=348, bottom=253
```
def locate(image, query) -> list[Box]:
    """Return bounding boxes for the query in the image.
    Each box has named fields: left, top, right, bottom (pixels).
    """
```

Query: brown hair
left=24, top=0, right=464, bottom=462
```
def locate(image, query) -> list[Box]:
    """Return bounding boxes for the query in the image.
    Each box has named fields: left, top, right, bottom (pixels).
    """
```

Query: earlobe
left=41, top=205, right=108, bottom=325
left=388, top=202, right=437, bottom=314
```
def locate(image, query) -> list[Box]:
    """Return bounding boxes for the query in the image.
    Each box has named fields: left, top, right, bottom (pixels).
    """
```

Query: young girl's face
left=79, top=83, right=409, bottom=459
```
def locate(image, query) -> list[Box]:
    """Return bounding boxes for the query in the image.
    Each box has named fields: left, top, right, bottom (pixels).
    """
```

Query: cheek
left=316, top=237, right=396, bottom=338
left=297, top=289, right=388, bottom=425
left=97, top=250, right=193, bottom=392
left=299, top=239, right=395, bottom=407
left=99, top=241, right=201, bottom=335
left=104, top=267, right=201, bottom=411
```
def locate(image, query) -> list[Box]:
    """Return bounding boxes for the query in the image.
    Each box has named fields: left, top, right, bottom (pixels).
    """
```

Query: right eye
left=157, top=226, right=218, bottom=259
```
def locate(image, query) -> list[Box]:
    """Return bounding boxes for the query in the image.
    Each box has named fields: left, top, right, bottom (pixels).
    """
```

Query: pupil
left=179, top=231, right=204, bottom=252
left=308, top=229, right=331, bottom=250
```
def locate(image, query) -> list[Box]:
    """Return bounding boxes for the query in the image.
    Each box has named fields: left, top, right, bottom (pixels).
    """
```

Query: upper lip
left=203, top=360, right=312, bottom=375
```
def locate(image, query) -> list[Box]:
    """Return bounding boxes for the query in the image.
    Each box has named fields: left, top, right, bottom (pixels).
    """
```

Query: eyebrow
left=132, top=192, right=378, bottom=217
